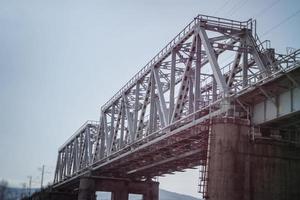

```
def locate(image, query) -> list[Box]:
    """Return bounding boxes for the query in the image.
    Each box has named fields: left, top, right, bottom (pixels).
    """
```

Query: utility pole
left=20, top=183, right=26, bottom=198
left=27, top=176, right=32, bottom=196
left=40, top=165, right=45, bottom=189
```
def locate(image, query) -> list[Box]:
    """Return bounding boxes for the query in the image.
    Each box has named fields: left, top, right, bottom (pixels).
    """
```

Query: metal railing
left=195, top=14, right=251, bottom=30
left=54, top=54, right=300, bottom=184
left=276, top=49, right=300, bottom=70
left=58, top=120, right=99, bottom=151
left=101, top=17, right=198, bottom=112
left=101, top=14, right=253, bottom=112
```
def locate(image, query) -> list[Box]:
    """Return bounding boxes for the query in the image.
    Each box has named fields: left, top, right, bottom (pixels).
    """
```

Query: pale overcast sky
left=0, top=0, right=300, bottom=198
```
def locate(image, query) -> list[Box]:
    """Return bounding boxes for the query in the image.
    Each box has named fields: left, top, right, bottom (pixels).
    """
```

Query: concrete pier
left=206, top=119, right=300, bottom=200
left=22, top=190, right=77, bottom=200
left=78, top=177, right=96, bottom=200
left=78, top=177, right=159, bottom=200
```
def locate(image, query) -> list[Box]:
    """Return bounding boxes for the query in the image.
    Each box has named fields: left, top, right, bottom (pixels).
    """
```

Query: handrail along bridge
left=50, top=14, right=300, bottom=200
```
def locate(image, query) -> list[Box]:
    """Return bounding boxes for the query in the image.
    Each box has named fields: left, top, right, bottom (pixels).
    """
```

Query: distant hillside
left=3, top=187, right=29, bottom=200
left=159, top=189, right=200, bottom=200
left=96, top=189, right=200, bottom=200
left=4, top=187, right=201, bottom=200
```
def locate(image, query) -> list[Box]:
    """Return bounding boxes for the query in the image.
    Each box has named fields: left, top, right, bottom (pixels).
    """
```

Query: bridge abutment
left=205, top=118, right=300, bottom=200
left=78, top=177, right=96, bottom=200
left=22, top=189, right=77, bottom=200
left=78, top=177, right=159, bottom=200
left=111, top=190, right=128, bottom=200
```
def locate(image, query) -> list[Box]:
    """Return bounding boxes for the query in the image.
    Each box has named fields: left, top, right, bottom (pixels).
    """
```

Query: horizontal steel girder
left=53, top=14, right=300, bottom=186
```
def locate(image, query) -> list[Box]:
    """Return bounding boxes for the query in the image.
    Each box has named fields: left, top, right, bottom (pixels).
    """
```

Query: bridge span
left=27, top=14, right=300, bottom=200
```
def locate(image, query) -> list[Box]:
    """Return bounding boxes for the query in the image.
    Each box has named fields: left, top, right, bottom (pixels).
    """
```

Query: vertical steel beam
left=188, top=76, right=194, bottom=113
left=63, top=147, right=68, bottom=177
left=74, top=137, right=79, bottom=172
left=171, top=36, right=196, bottom=122
left=155, top=97, right=165, bottom=128
left=169, top=50, right=176, bottom=123
left=153, top=98, right=158, bottom=132
left=72, top=142, right=76, bottom=174
left=62, top=151, right=66, bottom=180
left=136, top=77, right=152, bottom=139
left=153, top=67, right=168, bottom=126
left=103, top=113, right=108, bottom=147
left=109, top=105, right=115, bottom=154
left=78, top=133, right=83, bottom=170
left=111, top=102, right=123, bottom=152
left=133, top=83, right=140, bottom=133
left=93, top=116, right=102, bottom=162
left=120, top=99, right=125, bottom=148
left=59, top=152, right=63, bottom=181
left=68, top=143, right=74, bottom=175
left=124, top=95, right=134, bottom=142
left=67, top=146, right=72, bottom=175
left=65, top=146, right=70, bottom=176
left=194, top=34, right=202, bottom=111
left=83, top=131, right=89, bottom=167
left=86, top=127, right=92, bottom=165
left=242, top=43, right=248, bottom=88
left=54, top=153, right=60, bottom=183
left=149, top=73, right=156, bottom=134
left=100, top=114, right=106, bottom=159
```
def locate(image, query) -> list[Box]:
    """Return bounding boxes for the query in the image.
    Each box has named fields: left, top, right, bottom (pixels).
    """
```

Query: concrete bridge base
left=205, top=118, right=300, bottom=200
left=78, top=177, right=159, bottom=200
left=22, top=190, right=77, bottom=200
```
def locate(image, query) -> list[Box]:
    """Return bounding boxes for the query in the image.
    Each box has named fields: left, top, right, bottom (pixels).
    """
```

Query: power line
left=214, top=0, right=232, bottom=16
left=262, top=8, right=300, bottom=36
left=254, top=0, right=282, bottom=18
left=226, top=0, right=249, bottom=18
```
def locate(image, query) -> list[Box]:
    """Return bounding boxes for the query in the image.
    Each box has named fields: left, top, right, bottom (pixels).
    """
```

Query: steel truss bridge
left=53, top=14, right=300, bottom=196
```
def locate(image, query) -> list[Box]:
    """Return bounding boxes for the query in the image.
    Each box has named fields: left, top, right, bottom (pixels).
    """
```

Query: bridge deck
left=52, top=14, right=300, bottom=193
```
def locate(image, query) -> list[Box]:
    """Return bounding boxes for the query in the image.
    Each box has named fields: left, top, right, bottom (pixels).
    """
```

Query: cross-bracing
left=53, top=15, right=300, bottom=197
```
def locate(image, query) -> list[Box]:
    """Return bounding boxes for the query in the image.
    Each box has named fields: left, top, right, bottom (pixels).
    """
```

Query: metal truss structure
left=53, top=14, right=300, bottom=195
left=54, top=121, right=99, bottom=180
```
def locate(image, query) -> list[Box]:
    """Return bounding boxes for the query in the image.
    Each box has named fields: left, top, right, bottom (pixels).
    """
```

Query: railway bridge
left=28, top=15, right=300, bottom=200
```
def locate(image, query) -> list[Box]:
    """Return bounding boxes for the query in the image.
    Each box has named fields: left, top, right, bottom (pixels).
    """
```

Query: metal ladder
left=198, top=119, right=215, bottom=199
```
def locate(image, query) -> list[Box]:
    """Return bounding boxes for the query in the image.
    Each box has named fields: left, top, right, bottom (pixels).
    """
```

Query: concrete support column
left=91, top=177, right=159, bottom=200
left=206, top=118, right=300, bottom=200
left=111, top=190, right=128, bottom=200
left=206, top=122, right=249, bottom=200
left=51, top=192, right=77, bottom=200
left=143, top=181, right=159, bottom=200
left=78, top=177, right=96, bottom=200
left=109, top=179, right=129, bottom=200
